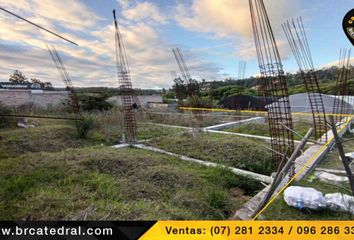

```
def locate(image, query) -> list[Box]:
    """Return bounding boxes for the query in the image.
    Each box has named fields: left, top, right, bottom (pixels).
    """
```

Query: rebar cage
left=249, top=0, right=295, bottom=170
left=282, top=18, right=328, bottom=141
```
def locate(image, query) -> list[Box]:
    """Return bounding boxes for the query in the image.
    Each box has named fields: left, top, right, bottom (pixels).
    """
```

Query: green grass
left=137, top=123, right=184, bottom=140
left=318, top=132, right=354, bottom=170
left=0, top=147, right=261, bottom=220
left=0, top=125, right=92, bottom=159
left=225, top=120, right=312, bottom=141
left=0, top=121, right=184, bottom=159
left=226, top=122, right=270, bottom=136
left=144, top=112, right=253, bottom=128
left=145, top=112, right=221, bottom=127
left=147, top=131, right=273, bottom=175
left=0, top=111, right=269, bottom=220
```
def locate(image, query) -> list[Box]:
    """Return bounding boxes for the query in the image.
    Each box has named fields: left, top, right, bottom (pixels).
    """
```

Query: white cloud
left=0, top=0, right=228, bottom=88
left=234, top=39, right=291, bottom=61
left=175, top=0, right=300, bottom=60
left=175, top=0, right=299, bottom=38
left=321, top=57, right=354, bottom=69
left=0, top=0, right=102, bottom=31
left=121, top=1, right=167, bottom=24
left=175, top=0, right=251, bottom=39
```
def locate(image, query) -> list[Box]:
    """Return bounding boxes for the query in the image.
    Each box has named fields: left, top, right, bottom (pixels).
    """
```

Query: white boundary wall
left=0, top=90, right=69, bottom=108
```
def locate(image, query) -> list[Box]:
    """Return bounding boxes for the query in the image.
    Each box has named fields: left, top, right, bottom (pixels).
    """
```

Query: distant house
left=219, top=93, right=354, bottom=114
left=287, top=93, right=353, bottom=114
left=200, top=82, right=212, bottom=91
left=107, top=94, right=163, bottom=108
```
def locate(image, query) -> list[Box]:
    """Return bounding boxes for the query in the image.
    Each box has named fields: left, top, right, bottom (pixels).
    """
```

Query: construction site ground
left=1, top=144, right=260, bottom=220
left=259, top=128, right=354, bottom=220
left=0, top=111, right=266, bottom=220
left=1, top=110, right=352, bottom=220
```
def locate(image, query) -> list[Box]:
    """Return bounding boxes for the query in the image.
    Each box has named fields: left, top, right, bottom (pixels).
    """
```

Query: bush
left=206, top=167, right=264, bottom=195
left=75, top=117, right=95, bottom=138
left=207, top=189, right=228, bottom=209
left=78, top=93, right=113, bottom=112
left=0, top=103, right=14, bottom=128
left=180, top=96, right=214, bottom=108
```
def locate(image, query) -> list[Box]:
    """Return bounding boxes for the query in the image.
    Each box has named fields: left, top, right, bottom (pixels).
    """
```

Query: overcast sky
left=0, top=0, right=353, bottom=89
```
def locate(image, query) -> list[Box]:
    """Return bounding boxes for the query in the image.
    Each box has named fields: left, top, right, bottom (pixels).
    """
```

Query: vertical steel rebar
left=113, top=9, right=137, bottom=143
left=282, top=17, right=328, bottom=141
left=172, top=47, right=202, bottom=127
left=238, top=61, right=247, bottom=80
left=47, top=45, right=81, bottom=116
left=333, top=49, right=352, bottom=123
left=249, top=0, right=295, bottom=171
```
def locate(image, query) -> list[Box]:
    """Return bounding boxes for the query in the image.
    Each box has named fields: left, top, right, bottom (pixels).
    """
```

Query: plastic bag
left=284, top=186, right=327, bottom=210
left=325, top=193, right=354, bottom=214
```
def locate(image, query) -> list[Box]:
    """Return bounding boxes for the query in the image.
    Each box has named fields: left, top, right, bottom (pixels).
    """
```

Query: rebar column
left=249, top=0, right=294, bottom=170
left=333, top=49, right=352, bottom=123
left=113, top=10, right=137, bottom=143
left=282, top=17, right=328, bottom=141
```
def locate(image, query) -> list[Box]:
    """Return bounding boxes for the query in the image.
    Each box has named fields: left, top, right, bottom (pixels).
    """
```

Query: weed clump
left=0, top=103, right=15, bottom=128
left=207, top=189, right=228, bottom=209
left=75, top=117, right=95, bottom=138
left=205, top=167, right=264, bottom=195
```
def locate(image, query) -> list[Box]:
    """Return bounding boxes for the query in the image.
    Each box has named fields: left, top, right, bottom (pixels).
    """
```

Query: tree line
left=7, top=70, right=54, bottom=90
left=165, top=65, right=354, bottom=103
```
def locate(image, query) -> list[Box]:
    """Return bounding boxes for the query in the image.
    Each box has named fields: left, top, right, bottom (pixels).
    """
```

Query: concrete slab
left=204, top=129, right=306, bottom=144
left=143, top=122, right=193, bottom=130
left=204, top=117, right=265, bottom=130
left=112, top=143, right=130, bottom=148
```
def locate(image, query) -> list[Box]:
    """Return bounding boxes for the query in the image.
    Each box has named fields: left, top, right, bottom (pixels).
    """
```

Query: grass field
left=225, top=120, right=313, bottom=141
left=3, top=111, right=342, bottom=220
left=144, top=111, right=257, bottom=128
left=0, top=117, right=265, bottom=220
left=0, top=146, right=265, bottom=220
left=0, top=121, right=183, bottom=159
left=147, top=131, right=273, bottom=175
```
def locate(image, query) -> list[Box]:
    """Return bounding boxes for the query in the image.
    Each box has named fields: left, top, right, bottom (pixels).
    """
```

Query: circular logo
left=343, top=8, right=354, bottom=45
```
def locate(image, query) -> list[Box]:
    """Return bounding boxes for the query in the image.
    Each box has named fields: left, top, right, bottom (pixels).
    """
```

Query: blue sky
left=0, top=0, right=352, bottom=89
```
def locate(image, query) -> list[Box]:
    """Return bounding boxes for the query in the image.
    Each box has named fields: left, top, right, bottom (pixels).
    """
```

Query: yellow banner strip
left=140, top=221, right=354, bottom=240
